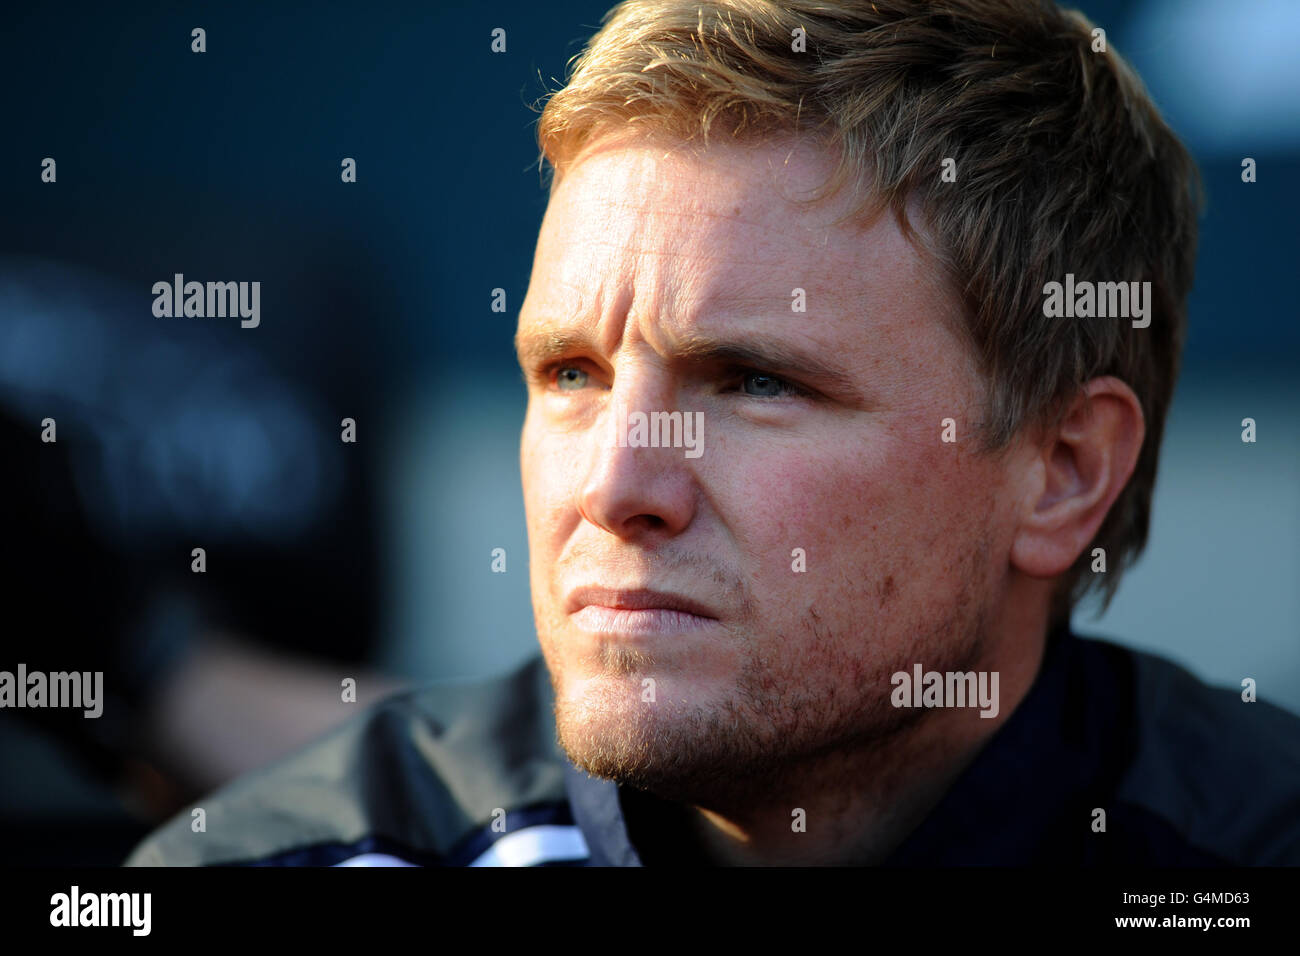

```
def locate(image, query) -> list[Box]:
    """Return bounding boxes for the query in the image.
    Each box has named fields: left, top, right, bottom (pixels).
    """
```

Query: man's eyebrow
left=516, top=327, right=863, bottom=398
left=514, top=329, right=596, bottom=368
left=672, top=333, right=860, bottom=394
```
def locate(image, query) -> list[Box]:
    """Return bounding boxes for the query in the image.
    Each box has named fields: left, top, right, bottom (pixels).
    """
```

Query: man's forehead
left=518, top=134, right=966, bottom=385
left=541, top=135, right=853, bottom=248
left=553, top=128, right=834, bottom=203
left=522, top=265, right=789, bottom=328
left=525, top=185, right=870, bottom=335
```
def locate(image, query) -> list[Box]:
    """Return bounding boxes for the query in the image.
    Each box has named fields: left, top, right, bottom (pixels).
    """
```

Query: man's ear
left=1010, top=376, right=1145, bottom=579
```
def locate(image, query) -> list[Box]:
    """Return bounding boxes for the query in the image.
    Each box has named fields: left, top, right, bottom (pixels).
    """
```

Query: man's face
left=517, top=133, right=1022, bottom=802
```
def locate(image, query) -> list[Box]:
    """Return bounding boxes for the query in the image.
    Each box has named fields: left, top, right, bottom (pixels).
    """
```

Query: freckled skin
left=517, top=132, right=1058, bottom=863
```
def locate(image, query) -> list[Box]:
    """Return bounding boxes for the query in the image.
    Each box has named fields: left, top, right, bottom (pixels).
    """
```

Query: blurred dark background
left=1, top=0, right=1296, bottom=866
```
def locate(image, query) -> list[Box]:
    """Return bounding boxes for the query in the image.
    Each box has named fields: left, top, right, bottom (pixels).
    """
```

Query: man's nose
left=576, top=372, right=699, bottom=540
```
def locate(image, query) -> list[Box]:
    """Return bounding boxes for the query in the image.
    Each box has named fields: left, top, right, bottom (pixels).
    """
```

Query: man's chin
left=552, top=677, right=772, bottom=803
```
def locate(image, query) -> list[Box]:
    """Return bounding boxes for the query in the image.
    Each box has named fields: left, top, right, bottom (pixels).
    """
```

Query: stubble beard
left=547, top=567, right=992, bottom=813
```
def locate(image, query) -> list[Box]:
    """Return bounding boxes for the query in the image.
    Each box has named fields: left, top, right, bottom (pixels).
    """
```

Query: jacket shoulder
left=125, top=655, right=564, bottom=866
left=1108, top=639, right=1300, bottom=864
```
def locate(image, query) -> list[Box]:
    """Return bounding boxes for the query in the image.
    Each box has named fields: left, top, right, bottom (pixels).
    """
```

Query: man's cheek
left=523, top=444, right=579, bottom=537
left=730, top=448, right=886, bottom=545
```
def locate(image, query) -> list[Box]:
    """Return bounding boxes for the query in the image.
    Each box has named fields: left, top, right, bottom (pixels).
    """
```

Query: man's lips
left=564, top=586, right=720, bottom=620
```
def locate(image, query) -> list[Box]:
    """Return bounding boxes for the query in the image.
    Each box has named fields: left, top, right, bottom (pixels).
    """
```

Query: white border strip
left=334, top=853, right=420, bottom=867
left=332, top=825, right=592, bottom=868
left=468, top=825, right=591, bottom=867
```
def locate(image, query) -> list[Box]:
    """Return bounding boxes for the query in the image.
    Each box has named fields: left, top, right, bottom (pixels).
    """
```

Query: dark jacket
left=125, top=629, right=1300, bottom=866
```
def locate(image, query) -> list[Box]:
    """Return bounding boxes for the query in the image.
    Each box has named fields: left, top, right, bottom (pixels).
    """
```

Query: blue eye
left=555, top=366, right=589, bottom=390
left=739, top=371, right=798, bottom=397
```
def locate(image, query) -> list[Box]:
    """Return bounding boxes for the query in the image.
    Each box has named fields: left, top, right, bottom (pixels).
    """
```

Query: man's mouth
left=565, top=586, right=720, bottom=635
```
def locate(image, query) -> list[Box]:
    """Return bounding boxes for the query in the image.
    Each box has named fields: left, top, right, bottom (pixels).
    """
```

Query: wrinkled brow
left=514, top=327, right=863, bottom=398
